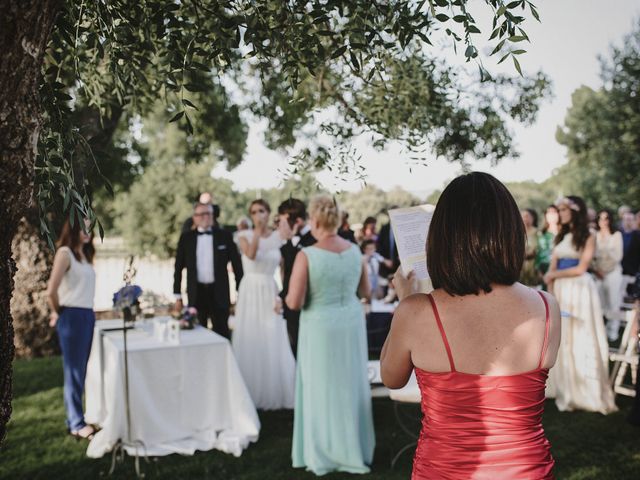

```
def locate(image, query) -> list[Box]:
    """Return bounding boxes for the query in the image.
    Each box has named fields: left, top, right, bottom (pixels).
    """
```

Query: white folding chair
left=609, top=303, right=639, bottom=397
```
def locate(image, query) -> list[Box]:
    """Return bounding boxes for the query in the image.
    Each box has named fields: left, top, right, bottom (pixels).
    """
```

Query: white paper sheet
left=388, top=204, right=435, bottom=281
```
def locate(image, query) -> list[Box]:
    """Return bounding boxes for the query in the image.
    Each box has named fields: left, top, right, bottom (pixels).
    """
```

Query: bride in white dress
left=232, top=199, right=296, bottom=410
left=544, top=196, right=617, bottom=414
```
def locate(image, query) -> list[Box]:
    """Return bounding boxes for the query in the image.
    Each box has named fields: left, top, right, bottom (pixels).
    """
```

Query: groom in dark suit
left=278, top=198, right=316, bottom=357
left=174, top=202, right=243, bottom=339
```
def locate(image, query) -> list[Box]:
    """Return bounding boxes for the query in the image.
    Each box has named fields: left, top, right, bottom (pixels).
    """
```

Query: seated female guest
left=381, top=172, right=561, bottom=479
left=46, top=218, right=97, bottom=440
left=286, top=194, right=375, bottom=476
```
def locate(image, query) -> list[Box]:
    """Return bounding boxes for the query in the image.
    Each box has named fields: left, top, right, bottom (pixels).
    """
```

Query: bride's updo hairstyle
left=309, top=194, right=341, bottom=232
left=427, top=172, right=525, bottom=296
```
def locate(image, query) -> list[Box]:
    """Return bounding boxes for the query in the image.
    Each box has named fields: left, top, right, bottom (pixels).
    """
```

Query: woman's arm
left=547, top=233, right=596, bottom=280
left=380, top=295, right=420, bottom=389
left=239, top=229, right=263, bottom=260
left=285, top=251, right=308, bottom=310
left=543, top=252, right=559, bottom=293
left=46, top=249, right=71, bottom=327
left=357, top=258, right=371, bottom=301
left=612, top=231, right=624, bottom=263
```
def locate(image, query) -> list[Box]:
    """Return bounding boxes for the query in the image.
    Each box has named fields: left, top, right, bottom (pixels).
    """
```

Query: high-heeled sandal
left=69, top=425, right=97, bottom=441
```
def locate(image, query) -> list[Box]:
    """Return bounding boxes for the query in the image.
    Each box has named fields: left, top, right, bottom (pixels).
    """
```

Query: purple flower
left=113, top=285, right=143, bottom=309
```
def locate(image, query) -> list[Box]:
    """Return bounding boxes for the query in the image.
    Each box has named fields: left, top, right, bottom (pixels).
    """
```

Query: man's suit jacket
left=377, top=223, right=400, bottom=278
left=173, top=227, right=243, bottom=309
left=280, top=230, right=316, bottom=301
left=622, top=230, right=640, bottom=276
left=338, top=227, right=357, bottom=244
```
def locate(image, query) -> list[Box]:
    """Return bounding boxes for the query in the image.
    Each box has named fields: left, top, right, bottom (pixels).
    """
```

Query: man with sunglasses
left=174, top=202, right=243, bottom=338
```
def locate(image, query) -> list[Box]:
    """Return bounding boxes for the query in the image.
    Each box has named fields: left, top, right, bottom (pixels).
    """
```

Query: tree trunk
left=0, top=0, right=61, bottom=442
left=11, top=212, right=57, bottom=359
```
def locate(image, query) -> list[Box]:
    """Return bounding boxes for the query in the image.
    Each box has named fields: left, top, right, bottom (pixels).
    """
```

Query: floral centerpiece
left=174, top=306, right=197, bottom=330
left=113, top=284, right=143, bottom=322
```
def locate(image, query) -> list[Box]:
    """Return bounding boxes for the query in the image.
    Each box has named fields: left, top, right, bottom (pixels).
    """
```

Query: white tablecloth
left=84, top=319, right=260, bottom=458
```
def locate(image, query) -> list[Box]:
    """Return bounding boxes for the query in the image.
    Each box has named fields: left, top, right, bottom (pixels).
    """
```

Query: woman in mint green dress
left=286, top=194, right=375, bottom=475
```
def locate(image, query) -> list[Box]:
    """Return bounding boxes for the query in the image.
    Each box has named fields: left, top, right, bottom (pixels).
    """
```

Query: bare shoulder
left=537, top=290, right=560, bottom=316
left=393, top=293, right=432, bottom=330
left=294, top=249, right=309, bottom=264
left=54, top=247, right=72, bottom=263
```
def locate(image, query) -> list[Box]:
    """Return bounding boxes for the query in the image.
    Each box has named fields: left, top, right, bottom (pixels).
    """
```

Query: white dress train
left=232, top=230, right=296, bottom=410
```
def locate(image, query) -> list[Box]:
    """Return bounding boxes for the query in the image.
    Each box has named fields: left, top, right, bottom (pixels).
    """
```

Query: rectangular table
left=84, top=319, right=260, bottom=458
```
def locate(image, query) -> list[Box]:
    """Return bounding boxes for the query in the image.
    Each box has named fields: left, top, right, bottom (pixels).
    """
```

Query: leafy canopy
left=37, top=0, right=547, bottom=241
left=556, top=20, right=640, bottom=209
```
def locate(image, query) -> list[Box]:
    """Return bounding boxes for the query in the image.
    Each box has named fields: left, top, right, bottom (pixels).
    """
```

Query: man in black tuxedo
left=277, top=198, right=316, bottom=357
left=174, top=202, right=243, bottom=339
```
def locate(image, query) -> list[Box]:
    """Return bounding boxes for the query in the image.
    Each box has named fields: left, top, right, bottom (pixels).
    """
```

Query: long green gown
left=291, top=244, right=375, bottom=475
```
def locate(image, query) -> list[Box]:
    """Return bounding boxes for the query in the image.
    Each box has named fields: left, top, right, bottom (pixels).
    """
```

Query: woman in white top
left=544, top=196, right=617, bottom=414
left=594, top=209, right=624, bottom=341
left=47, top=218, right=97, bottom=440
left=232, top=199, right=296, bottom=409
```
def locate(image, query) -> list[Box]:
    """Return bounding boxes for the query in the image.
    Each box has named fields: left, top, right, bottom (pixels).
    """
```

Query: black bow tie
left=197, top=230, right=212, bottom=235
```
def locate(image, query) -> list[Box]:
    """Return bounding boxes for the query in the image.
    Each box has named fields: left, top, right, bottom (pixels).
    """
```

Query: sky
left=212, top=0, right=640, bottom=198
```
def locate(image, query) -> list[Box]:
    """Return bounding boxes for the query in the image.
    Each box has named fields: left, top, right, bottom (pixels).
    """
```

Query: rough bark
left=11, top=213, right=57, bottom=359
left=0, top=0, right=61, bottom=442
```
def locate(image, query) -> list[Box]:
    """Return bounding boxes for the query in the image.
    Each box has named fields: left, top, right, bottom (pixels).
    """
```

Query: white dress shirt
left=196, top=228, right=215, bottom=284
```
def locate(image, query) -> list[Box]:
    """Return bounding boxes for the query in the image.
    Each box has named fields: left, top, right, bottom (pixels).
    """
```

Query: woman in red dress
left=381, top=172, right=561, bottom=479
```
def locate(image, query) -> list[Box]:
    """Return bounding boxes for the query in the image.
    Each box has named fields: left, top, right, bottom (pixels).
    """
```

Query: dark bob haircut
left=427, top=172, right=525, bottom=296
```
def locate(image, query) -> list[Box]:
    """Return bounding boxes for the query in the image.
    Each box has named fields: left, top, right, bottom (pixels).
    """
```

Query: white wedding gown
left=232, top=230, right=295, bottom=410
left=546, top=233, right=617, bottom=414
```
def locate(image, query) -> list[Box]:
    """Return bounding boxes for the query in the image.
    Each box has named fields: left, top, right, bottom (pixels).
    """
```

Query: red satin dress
left=412, top=292, right=555, bottom=479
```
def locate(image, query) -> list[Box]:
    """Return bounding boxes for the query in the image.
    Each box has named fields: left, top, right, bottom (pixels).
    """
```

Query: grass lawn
left=0, top=356, right=638, bottom=479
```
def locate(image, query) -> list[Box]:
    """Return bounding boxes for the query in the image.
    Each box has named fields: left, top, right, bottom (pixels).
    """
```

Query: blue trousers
left=56, top=307, right=95, bottom=431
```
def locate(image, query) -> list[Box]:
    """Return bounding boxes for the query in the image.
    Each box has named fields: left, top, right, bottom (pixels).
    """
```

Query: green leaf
left=467, top=25, right=481, bottom=34
left=509, top=35, right=527, bottom=42
left=97, top=219, right=105, bottom=242
left=331, top=45, right=347, bottom=59
left=497, top=52, right=510, bottom=64
left=182, top=99, right=199, bottom=110
left=453, top=15, right=467, bottom=23
left=507, top=1, right=522, bottom=8
left=530, top=5, right=540, bottom=22
left=184, top=83, right=206, bottom=92
left=435, top=14, right=449, bottom=22
left=512, top=49, right=526, bottom=55
left=513, top=55, right=523, bottom=76
left=63, top=189, right=71, bottom=210
left=490, top=39, right=506, bottom=56
left=184, top=113, right=193, bottom=135
left=464, top=45, right=477, bottom=58
left=349, top=51, right=360, bottom=71
left=169, top=111, right=184, bottom=123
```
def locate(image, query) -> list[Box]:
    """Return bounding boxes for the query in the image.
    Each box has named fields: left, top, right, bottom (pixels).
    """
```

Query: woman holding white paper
left=381, top=172, right=561, bottom=479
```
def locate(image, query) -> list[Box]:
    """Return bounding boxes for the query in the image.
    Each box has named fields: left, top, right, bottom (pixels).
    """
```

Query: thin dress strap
left=536, top=291, right=551, bottom=369
left=427, top=294, right=456, bottom=372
